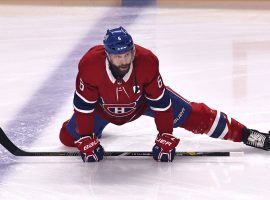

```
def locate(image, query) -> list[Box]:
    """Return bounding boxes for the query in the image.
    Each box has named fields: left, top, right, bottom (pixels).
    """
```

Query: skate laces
left=247, top=130, right=266, bottom=148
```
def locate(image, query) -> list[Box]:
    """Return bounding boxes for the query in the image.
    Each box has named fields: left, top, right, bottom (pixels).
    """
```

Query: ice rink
left=0, top=0, right=270, bottom=199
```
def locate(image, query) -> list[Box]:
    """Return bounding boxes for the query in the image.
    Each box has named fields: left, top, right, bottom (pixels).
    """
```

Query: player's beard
left=109, top=62, right=131, bottom=80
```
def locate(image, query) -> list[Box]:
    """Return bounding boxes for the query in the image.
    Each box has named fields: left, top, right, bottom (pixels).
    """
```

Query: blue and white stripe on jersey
left=207, top=111, right=229, bottom=139
left=73, top=90, right=96, bottom=113
left=146, top=89, right=171, bottom=111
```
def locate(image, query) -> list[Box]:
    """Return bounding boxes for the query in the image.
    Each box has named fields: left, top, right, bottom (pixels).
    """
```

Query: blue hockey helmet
left=103, top=26, right=134, bottom=55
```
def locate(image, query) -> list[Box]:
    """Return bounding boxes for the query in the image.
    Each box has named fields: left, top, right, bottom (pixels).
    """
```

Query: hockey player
left=59, top=27, right=270, bottom=162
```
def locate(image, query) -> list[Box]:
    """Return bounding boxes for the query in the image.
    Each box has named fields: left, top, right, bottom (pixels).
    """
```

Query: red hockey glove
left=74, top=134, right=104, bottom=162
left=152, top=133, right=180, bottom=162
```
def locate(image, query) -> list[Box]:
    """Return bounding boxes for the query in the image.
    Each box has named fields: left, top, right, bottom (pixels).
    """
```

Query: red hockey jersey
left=73, top=44, right=173, bottom=135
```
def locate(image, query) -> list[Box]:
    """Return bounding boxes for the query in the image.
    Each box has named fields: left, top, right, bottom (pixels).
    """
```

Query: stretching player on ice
left=59, top=27, right=270, bottom=162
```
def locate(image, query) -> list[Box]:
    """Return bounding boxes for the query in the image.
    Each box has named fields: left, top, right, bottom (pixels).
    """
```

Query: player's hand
left=74, top=134, right=104, bottom=162
left=152, top=133, right=180, bottom=162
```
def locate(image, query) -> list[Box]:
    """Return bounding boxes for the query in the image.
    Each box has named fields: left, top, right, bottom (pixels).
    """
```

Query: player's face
left=109, top=50, right=134, bottom=74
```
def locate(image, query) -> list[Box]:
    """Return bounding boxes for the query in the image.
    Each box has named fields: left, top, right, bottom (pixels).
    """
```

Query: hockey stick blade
left=0, top=127, right=241, bottom=157
left=0, top=127, right=79, bottom=156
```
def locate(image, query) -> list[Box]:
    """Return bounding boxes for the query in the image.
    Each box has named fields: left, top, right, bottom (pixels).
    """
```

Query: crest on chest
left=102, top=102, right=137, bottom=117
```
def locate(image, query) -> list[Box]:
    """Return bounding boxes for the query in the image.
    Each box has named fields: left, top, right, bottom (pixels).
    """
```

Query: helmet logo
left=118, top=36, right=121, bottom=41
left=117, top=46, right=126, bottom=50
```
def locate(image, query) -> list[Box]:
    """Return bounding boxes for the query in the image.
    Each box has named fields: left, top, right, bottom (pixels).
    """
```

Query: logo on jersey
left=133, top=85, right=140, bottom=94
left=102, top=102, right=137, bottom=117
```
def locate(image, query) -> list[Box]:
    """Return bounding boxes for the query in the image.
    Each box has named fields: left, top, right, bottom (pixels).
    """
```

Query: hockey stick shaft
left=0, top=127, right=241, bottom=157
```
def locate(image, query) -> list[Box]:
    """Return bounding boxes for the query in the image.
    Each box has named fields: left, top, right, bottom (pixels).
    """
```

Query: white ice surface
left=0, top=2, right=270, bottom=200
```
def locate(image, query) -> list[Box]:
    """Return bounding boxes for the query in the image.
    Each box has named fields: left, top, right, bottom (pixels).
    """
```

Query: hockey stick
left=0, top=127, right=242, bottom=157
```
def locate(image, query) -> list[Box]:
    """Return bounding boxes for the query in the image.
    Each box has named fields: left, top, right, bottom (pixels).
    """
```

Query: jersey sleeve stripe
left=73, top=105, right=94, bottom=114
left=73, top=91, right=96, bottom=113
left=75, top=90, right=97, bottom=104
left=145, top=89, right=165, bottom=101
left=150, top=99, right=172, bottom=111
left=147, top=89, right=171, bottom=111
